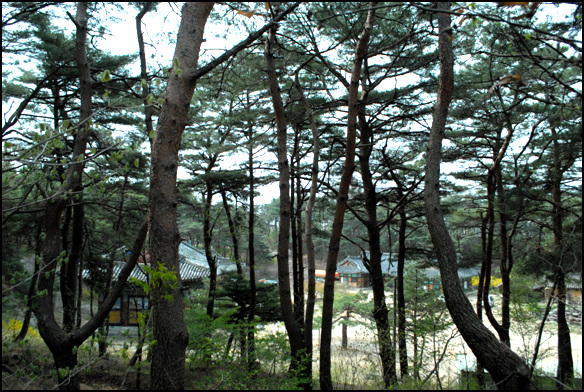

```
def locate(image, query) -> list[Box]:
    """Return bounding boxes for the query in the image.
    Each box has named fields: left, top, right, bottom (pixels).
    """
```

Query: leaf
left=487, top=74, right=523, bottom=94
left=58, top=368, right=70, bottom=379
left=134, top=158, right=140, bottom=168
left=237, top=10, right=255, bottom=18
left=100, top=70, right=111, bottom=82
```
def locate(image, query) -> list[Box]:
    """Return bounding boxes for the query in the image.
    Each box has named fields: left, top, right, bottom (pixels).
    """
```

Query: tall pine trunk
left=246, top=121, right=257, bottom=368
left=294, top=70, right=318, bottom=378
left=264, top=20, right=308, bottom=382
left=423, top=3, right=529, bottom=389
left=319, top=4, right=376, bottom=389
left=34, top=3, right=92, bottom=388
left=147, top=3, right=214, bottom=389
left=551, top=127, right=574, bottom=389
left=358, top=110, right=396, bottom=386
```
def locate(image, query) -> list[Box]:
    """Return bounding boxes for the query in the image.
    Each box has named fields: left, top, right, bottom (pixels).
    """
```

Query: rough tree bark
left=147, top=3, right=300, bottom=387
left=319, top=3, right=377, bottom=389
left=294, top=70, right=318, bottom=378
left=264, top=19, right=307, bottom=380
left=33, top=3, right=97, bottom=389
left=423, top=3, right=530, bottom=390
left=358, top=108, right=396, bottom=386
left=147, top=3, right=213, bottom=389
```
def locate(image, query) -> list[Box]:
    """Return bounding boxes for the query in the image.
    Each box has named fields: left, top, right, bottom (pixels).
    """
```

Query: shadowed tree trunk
left=147, top=3, right=300, bottom=387
left=358, top=108, right=396, bottom=386
left=320, top=3, right=377, bottom=389
left=423, top=3, right=530, bottom=389
left=264, top=17, right=308, bottom=382
left=33, top=3, right=94, bottom=388
left=246, top=121, right=257, bottom=368
left=294, top=70, right=318, bottom=378
left=135, top=2, right=155, bottom=147
left=147, top=3, right=214, bottom=389
left=550, top=127, right=574, bottom=389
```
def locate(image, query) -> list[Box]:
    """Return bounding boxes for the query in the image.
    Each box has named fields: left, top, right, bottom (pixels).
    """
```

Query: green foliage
left=131, top=261, right=178, bottom=302
left=184, top=280, right=305, bottom=389
left=331, top=287, right=374, bottom=328
left=403, top=267, right=454, bottom=381
left=215, top=272, right=282, bottom=322
left=2, top=318, right=54, bottom=389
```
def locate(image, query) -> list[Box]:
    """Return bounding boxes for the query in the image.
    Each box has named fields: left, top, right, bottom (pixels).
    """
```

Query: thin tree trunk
left=320, top=4, right=377, bottom=389
left=264, top=20, right=307, bottom=379
left=203, top=184, right=218, bottom=319
left=423, top=3, right=529, bottom=389
left=14, top=224, right=42, bottom=342
left=220, top=189, right=243, bottom=276
left=294, top=71, right=318, bottom=377
left=247, top=121, right=257, bottom=369
left=358, top=108, right=396, bottom=386
left=135, top=2, right=155, bottom=147
left=551, top=127, right=573, bottom=389
left=483, top=123, right=515, bottom=347
left=396, top=206, right=408, bottom=377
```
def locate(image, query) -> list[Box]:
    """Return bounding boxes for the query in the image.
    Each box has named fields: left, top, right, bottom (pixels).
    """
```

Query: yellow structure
left=471, top=276, right=503, bottom=288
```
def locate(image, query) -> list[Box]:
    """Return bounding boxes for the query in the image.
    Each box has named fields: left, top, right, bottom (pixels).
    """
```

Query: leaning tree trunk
left=147, top=3, right=214, bottom=389
left=358, top=109, right=396, bottom=386
left=146, top=3, right=300, bottom=387
left=264, top=20, right=307, bottom=380
left=423, top=3, right=529, bottom=390
left=33, top=3, right=92, bottom=388
left=319, top=4, right=376, bottom=389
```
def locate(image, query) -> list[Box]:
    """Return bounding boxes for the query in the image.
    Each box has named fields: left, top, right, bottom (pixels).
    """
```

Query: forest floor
left=2, top=287, right=582, bottom=390
left=255, top=287, right=582, bottom=389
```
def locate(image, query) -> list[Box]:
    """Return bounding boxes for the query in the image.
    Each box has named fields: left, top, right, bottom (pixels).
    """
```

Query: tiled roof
left=337, top=253, right=480, bottom=280
left=179, top=242, right=237, bottom=275
left=337, top=253, right=398, bottom=276
left=83, top=242, right=238, bottom=287
left=101, top=261, right=210, bottom=285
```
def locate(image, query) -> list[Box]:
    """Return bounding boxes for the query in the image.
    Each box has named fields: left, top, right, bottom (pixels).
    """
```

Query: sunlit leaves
left=100, top=69, right=111, bottom=82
